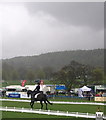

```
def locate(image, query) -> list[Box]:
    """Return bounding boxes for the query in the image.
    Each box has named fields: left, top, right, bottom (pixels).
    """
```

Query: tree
left=43, top=67, right=54, bottom=80
left=26, top=70, right=35, bottom=83
left=52, top=61, right=93, bottom=92
left=92, top=68, right=104, bottom=85
left=36, top=69, right=45, bottom=80
left=2, top=62, right=13, bottom=80
left=53, top=61, right=76, bottom=91
left=11, top=70, right=19, bottom=80
left=53, top=66, right=78, bottom=92
left=79, top=65, right=93, bottom=85
left=17, top=67, right=28, bottom=80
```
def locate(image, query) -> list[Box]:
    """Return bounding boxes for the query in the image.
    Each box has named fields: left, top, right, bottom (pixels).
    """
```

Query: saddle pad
left=35, top=93, right=40, bottom=98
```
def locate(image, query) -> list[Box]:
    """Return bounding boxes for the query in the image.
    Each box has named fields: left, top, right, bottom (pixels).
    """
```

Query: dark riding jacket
left=34, top=85, right=40, bottom=91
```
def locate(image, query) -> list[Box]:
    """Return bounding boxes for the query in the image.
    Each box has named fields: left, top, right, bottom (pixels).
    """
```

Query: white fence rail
left=1, top=99, right=106, bottom=119
left=0, top=98, right=105, bottom=105
left=0, top=106, right=106, bottom=119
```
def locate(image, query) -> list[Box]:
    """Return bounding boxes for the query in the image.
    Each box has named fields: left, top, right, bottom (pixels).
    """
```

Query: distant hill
left=2, top=49, right=104, bottom=71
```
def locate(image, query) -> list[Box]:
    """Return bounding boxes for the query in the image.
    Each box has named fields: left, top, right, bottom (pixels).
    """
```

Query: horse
left=27, top=90, right=53, bottom=110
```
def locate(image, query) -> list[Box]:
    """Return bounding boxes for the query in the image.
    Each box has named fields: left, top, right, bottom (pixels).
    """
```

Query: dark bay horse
left=27, top=90, right=53, bottom=110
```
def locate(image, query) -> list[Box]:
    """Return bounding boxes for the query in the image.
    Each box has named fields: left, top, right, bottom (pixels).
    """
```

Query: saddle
left=35, top=93, right=41, bottom=98
left=34, top=91, right=43, bottom=98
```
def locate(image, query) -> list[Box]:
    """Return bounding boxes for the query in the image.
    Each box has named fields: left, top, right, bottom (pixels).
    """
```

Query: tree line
left=2, top=49, right=104, bottom=72
left=2, top=60, right=105, bottom=89
left=52, top=61, right=105, bottom=91
left=2, top=62, right=54, bottom=82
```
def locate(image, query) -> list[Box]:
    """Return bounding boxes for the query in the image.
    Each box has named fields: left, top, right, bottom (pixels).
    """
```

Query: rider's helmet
left=37, top=82, right=40, bottom=85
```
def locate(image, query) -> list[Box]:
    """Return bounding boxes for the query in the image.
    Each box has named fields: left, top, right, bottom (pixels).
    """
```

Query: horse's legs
left=44, top=100, right=48, bottom=110
left=40, top=101, right=43, bottom=109
left=30, top=101, right=34, bottom=109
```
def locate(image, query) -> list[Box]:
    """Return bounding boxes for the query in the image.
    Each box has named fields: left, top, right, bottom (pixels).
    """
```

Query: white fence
left=0, top=98, right=105, bottom=105
left=1, top=99, right=106, bottom=119
left=0, top=106, right=97, bottom=118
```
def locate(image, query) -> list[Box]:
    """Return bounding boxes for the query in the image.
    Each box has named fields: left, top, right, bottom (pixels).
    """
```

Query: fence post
left=87, top=113, right=88, bottom=118
left=22, top=107, right=24, bottom=113
left=76, top=112, right=78, bottom=118
left=6, top=106, right=7, bottom=111
left=48, top=110, right=50, bottom=115
left=67, top=111, right=68, bottom=116
left=14, top=107, right=15, bottom=112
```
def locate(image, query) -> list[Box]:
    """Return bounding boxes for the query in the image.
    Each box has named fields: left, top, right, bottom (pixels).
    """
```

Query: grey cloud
left=1, top=2, right=104, bottom=59
left=26, top=2, right=104, bottom=30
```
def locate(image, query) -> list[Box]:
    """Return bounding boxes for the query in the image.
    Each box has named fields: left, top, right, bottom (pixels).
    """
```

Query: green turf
left=2, top=111, right=71, bottom=118
left=2, top=101, right=105, bottom=114
left=2, top=111, right=95, bottom=120
left=50, top=97, right=94, bottom=102
left=1, top=96, right=100, bottom=103
left=2, top=96, right=106, bottom=103
left=1, top=100, right=105, bottom=119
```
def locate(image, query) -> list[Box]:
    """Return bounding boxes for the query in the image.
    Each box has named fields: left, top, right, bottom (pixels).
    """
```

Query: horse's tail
left=46, top=99, right=53, bottom=105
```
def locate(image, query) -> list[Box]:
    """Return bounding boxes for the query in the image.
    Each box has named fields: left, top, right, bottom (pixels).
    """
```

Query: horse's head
left=27, top=90, right=32, bottom=97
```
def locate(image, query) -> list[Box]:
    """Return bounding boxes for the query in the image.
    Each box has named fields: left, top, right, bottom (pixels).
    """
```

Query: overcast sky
left=0, top=2, right=104, bottom=59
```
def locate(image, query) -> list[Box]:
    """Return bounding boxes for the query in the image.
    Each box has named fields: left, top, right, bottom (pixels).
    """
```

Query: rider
left=34, top=82, right=40, bottom=92
left=34, top=81, right=43, bottom=96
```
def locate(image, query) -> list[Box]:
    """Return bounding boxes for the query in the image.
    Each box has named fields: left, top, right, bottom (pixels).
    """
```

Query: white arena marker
left=96, top=112, right=104, bottom=120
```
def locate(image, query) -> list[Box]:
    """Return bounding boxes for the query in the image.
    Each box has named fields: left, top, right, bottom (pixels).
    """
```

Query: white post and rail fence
left=0, top=106, right=106, bottom=119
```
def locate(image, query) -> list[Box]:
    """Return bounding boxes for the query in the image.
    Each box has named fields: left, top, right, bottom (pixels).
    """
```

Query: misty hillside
left=3, top=49, right=104, bottom=71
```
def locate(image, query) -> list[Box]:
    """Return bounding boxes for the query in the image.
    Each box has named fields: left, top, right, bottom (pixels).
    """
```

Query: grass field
left=2, top=96, right=106, bottom=103
left=1, top=100, right=105, bottom=119
left=2, top=101, right=105, bottom=114
left=2, top=111, right=96, bottom=120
